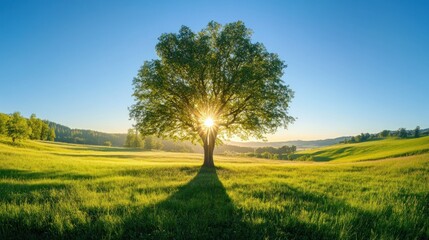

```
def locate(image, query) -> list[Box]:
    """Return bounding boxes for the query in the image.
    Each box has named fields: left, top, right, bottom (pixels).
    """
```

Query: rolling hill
left=291, top=136, right=429, bottom=162
left=227, top=137, right=350, bottom=149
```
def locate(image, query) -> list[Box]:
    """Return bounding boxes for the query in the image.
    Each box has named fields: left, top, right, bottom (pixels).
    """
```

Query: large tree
left=130, top=21, right=294, bottom=167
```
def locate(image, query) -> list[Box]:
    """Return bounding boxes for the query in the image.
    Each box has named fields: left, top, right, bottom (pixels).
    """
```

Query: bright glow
left=204, top=117, right=214, bottom=128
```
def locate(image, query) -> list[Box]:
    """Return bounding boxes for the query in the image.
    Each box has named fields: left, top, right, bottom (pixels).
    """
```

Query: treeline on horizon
left=342, top=126, right=427, bottom=144
left=0, top=109, right=296, bottom=157
left=0, top=112, right=55, bottom=142
left=122, top=128, right=297, bottom=158
left=49, top=122, right=126, bottom=147
left=2, top=112, right=427, bottom=157
left=0, top=111, right=201, bottom=152
left=122, top=128, right=193, bottom=152
left=227, top=145, right=298, bottom=160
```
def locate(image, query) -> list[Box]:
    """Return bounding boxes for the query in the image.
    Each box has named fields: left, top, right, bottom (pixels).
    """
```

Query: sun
left=203, top=117, right=214, bottom=128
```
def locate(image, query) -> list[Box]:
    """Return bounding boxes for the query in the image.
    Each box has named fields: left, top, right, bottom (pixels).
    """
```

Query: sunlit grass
left=0, top=137, right=428, bottom=239
left=292, top=136, right=429, bottom=162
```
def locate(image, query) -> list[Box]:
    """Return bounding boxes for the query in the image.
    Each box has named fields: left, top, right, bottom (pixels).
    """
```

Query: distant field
left=292, top=136, right=429, bottom=162
left=0, top=137, right=428, bottom=239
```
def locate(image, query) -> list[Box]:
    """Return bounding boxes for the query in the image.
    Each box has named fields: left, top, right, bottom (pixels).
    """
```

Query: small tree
left=124, top=129, right=135, bottom=147
left=261, top=152, right=272, bottom=159
left=103, top=141, right=112, bottom=147
left=397, top=128, right=407, bottom=138
left=40, top=122, right=50, bottom=140
left=378, top=130, right=390, bottom=138
left=0, top=113, right=10, bottom=136
left=48, top=128, right=56, bottom=141
left=124, top=128, right=144, bottom=148
left=153, top=138, right=163, bottom=150
left=6, top=112, right=30, bottom=142
left=143, top=135, right=154, bottom=150
left=28, top=114, right=42, bottom=140
left=414, top=126, right=420, bottom=138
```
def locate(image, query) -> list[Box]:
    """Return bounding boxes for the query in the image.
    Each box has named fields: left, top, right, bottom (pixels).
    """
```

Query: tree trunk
left=202, top=130, right=217, bottom=167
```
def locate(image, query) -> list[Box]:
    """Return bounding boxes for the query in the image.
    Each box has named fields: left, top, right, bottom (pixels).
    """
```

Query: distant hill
left=40, top=122, right=282, bottom=154
left=42, top=118, right=351, bottom=151
left=46, top=121, right=127, bottom=147
left=290, top=136, right=429, bottom=162
left=38, top=119, right=429, bottom=153
left=226, top=137, right=350, bottom=150
left=44, top=121, right=198, bottom=152
left=47, top=121, right=197, bottom=151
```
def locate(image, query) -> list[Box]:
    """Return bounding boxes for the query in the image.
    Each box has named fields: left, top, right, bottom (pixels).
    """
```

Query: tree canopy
left=6, top=112, right=30, bottom=142
left=0, top=112, right=56, bottom=143
left=130, top=21, right=294, bottom=166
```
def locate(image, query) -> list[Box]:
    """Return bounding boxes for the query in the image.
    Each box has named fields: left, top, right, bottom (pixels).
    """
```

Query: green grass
left=292, top=136, right=429, bottom=162
left=0, top=137, right=428, bottom=239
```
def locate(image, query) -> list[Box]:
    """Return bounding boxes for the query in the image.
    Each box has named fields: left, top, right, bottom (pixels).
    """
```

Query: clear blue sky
left=1, top=0, right=428, bottom=141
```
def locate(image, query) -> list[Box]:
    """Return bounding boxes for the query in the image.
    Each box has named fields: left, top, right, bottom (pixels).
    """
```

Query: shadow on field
left=122, top=167, right=249, bottom=239
left=1, top=166, right=426, bottom=239
left=120, top=167, right=344, bottom=240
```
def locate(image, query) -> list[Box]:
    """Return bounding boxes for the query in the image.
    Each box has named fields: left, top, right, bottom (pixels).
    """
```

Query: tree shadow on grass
left=1, top=167, right=425, bottom=239
left=122, top=166, right=247, bottom=239
left=120, top=166, right=426, bottom=239
left=121, top=167, right=341, bottom=240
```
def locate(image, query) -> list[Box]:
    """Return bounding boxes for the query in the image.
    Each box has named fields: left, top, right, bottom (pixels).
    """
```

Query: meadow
left=0, top=137, right=428, bottom=239
left=292, top=137, right=429, bottom=162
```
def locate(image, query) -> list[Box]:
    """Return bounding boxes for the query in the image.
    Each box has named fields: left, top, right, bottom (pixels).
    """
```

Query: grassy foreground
left=0, top=137, right=428, bottom=239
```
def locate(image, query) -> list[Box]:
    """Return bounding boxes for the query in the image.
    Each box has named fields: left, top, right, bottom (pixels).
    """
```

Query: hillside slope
left=227, top=137, right=349, bottom=149
left=292, top=136, right=429, bottom=162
